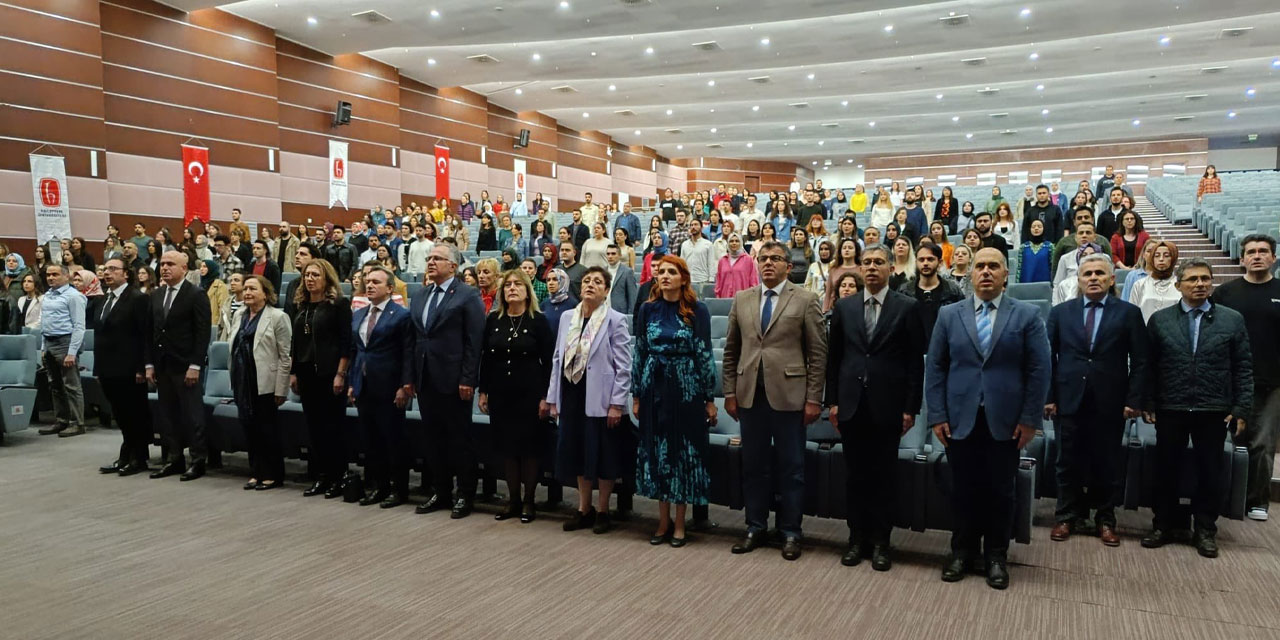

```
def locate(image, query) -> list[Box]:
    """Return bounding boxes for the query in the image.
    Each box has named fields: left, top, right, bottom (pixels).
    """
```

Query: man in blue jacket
left=925, top=247, right=1051, bottom=589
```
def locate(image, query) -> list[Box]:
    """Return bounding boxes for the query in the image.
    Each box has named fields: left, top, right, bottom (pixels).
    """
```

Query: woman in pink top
left=713, top=233, right=758, bottom=299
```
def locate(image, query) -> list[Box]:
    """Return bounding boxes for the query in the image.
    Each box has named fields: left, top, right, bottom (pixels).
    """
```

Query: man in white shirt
left=579, top=192, right=601, bottom=228
left=1053, top=223, right=1100, bottom=286
left=358, top=235, right=383, bottom=266
left=718, top=200, right=741, bottom=233
left=681, top=219, right=715, bottom=285
left=405, top=224, right=435, bottom=274
left=739, top=194, right=765, bottom=232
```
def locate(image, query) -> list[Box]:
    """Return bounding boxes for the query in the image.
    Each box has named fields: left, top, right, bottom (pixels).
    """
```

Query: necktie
left=760, top=289, right=776, bottom=335
left=865, top=296, right=879, bottom=340
left=424, top=285, right=443, bottom=327
left=976, top=301, right=994, bottom=355
left=1083, top=300, right=1101, bottom=350
left=101, top=291, right=116, bottom=322
left=421, top=284, right=436, bottom=326
left=365, top=305, right=380, bottom=344
left=162, top=286, right=175, bottom=319
left=1190, top=308, right=1204, bottom=353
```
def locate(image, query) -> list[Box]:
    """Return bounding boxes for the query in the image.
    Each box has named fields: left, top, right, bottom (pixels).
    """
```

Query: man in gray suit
left=605, top=244, right=637, bottom=314
left=722, top=240, right=827, bottom=561
left=925, top=247, right=1051, bottom=589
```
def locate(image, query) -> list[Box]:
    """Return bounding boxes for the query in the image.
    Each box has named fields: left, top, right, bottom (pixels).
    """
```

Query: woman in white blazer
left=228, top=275, right=293, bottom=490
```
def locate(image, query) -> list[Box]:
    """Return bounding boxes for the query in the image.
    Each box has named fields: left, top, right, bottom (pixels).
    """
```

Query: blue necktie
left=423, top=284, right=442, bottom=327
left=976, top=301, right=994, bottom=355
left=760, top=289, right=776, bottom=335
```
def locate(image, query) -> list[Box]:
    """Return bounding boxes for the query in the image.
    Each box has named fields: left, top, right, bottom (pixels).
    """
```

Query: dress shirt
left=361, top=298, right=391, bottom=341
left=101, top=283, right=128, bottom=321
left=759, top=280, right=787, bottom=317
left=41, top=284, right=87, bottom=356
left=973, top=292, right=1004, bottom=325
left=680, top=238, right=716, bottom=283
left=1082, top=295, right=1107, bottom=349
left=421, top=276, right=454, bottom=327
left=1181, top=299, right=1211, bottom=353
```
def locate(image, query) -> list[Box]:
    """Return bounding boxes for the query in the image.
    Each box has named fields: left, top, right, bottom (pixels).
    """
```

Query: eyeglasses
left=756, top=255, right=788, bottom=264
left=102, top=265, right=125, bottom=271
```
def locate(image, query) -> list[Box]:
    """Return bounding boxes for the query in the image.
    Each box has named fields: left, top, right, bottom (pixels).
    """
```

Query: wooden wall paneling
left=100, top=2, right=275, bottom=69
left=0, top=4, right=102, bottom=55
left=106, top=126, right=271, bottom=171
left=0, top=140, right=101, bottom=176
left=101, top=35, right=279, bottom=98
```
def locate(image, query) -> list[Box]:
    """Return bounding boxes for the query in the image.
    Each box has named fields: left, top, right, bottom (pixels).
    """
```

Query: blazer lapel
left=1068, top=297, right=1088, bottom=351
left=868, top=291, right=897, bottom=350
left=587, top=308, right=611, bottom=358
left=985, top=297, right=1013, bottom=362
left=961, top=296, right=983, bottom=356
left=764, top=283, right=795, bottom=335
left=849, top=291, right=869, bottom=350
left=422, top=281, right=454, bottom=334
left=743, top=287, right=763, bottom=340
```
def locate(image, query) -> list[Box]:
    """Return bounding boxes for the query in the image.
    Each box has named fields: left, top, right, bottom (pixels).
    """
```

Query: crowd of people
left=3, top=163, right=1275, bottom=593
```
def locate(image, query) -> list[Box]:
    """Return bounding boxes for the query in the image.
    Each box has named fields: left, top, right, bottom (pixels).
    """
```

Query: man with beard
left=897, top=243, right=964, bottom=343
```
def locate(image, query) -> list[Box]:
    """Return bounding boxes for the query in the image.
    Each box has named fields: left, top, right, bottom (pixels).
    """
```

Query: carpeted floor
left=4, top=427, right=1280, bottom=640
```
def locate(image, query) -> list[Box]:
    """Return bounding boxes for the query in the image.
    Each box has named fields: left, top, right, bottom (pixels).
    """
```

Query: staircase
left=1133, top=195, right=1243, bottom=284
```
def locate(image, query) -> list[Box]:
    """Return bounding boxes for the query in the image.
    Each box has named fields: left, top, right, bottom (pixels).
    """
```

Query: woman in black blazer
left=289, top=258, right=354, bottom=498
left=934, top=186, right=960, bottom=234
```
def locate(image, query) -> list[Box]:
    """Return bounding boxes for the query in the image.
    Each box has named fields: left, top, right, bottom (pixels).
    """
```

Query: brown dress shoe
left=1098, top=525, right=1121, bottom=547
left=1050, top=522, right=1072, bottom=541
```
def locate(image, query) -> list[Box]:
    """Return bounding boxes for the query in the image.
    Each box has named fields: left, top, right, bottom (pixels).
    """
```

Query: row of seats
left=1147, top=172, right=1280, bottom=258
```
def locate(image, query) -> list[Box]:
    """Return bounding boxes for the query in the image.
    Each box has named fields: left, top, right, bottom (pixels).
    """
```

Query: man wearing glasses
left=37, top=264, right=88, bottom=438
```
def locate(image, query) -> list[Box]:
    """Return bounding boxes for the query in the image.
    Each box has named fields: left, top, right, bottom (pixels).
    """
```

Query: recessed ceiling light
left=707, top=80, right=715, bottom=86
left=751, top=105, right=760, bottom=112
left=1245, top=88, right=1256, bottom=97
left=634, top=130, right=641, bottom=136
left=857, top=164, right=864, bottom=169
left=868, top=121, right=876, bottom=127
left=1132, top=119, right=1141, bottom=126
left=709, top=108, right=715, bottom=113
left=841, top=100, right=849, bottom=107
left=788, top=125, right=796, bottom=131
left=513, top=88, right=521, bottom=95
left=581, top=112, right=589, bottom=118
left=430, top=9, right=440, bottom=18
left=965, top=133, right=974, bottom=139
left=1041, top=108, right=1050, bottom=115
left=559, top=1, right=569, bottom=8
left=1036, top=84, right=1045, bottom=91
left=1045, top=127, right=1054, bottom=133
left=812, top=161, right=818, bottom=165
left=644, top=46, right=654, bottom=55
left=608, top=84, right=616, bottom=91
left=818, top=140, right=825, bottom=145
left=1019, top=8, right=1031, bottom=17
left=783, top=143, right=788, bottom=146
left=951, top=116, right=960, bottom=122
left=676, top=144, right=683, bottom=150
left=1273, top=59, right=1280, bottom=68
left=760, top=38, right=770, bottom=45
left=847, top=159, right=853, bottom=163
left=936, top=93, right=944, bottom=100
left=1028, top=52, right=1039, bottom=60
left=531, top=53, right=541, bottom=61
left=747, top=142, right=754, bottom=148
left=1158, top=36, right=1171, bottom=46
left=1228, top=111, right=1238, bottom=118
left=710, top=127, right=717, bottom=133
left=306, top=16, right=317, bottom=25
left=666, top=109, right=673, bottom=115
left=807, top=73, right=816, bottom=80
left=427, top=58, right=437, bottom=65
left=883, top=24, right=894, bottom=32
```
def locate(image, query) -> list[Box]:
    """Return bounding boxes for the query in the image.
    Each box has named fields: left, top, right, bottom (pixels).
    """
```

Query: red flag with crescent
left=434, top=146, right=450, bottom=202
left=182, top=145, right=211, bottom=226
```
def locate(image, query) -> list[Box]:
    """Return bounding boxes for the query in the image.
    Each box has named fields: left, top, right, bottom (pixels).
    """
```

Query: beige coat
left=227, top=304, right=293, bottom=398
left=721, top=281, right=827, bottom=411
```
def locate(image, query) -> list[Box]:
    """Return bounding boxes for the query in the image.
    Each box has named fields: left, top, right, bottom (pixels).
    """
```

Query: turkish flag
left=434, top=146, right=450, bottom=202
left=182, top=145, right=211, bottom=226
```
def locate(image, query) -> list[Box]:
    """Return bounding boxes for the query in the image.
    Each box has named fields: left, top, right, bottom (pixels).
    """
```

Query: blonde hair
left=493, top=269, right=541, bottom=317
left=474, top=257, right=501, bottom=294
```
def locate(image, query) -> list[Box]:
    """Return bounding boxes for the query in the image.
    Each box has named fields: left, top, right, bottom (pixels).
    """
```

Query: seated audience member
left=229, top=276, right=292, bottom=492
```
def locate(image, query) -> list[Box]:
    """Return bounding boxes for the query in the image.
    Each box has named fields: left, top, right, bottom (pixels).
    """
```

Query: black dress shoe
left=985, top=559, right=1010, bottom=590
left=592, top=512, right=613, bottom=534
left=731, top=531, right=763, bottom=554
left=840, top=542, right=865, bottom=567
left=494, top=504, right=521, bottom=521
left=670, top=536, right=687, bottom=548
left=415, top=494, right=448, bottom=514
left=150, top=463, right=183, bottom=479
left=650, top=529, right=672, bottom=545
left=450, top=498, right=473, bottom=519
left=38, top=423, right=68, bottom=436
left=243, top=480, right=259, bottom=491
left=520, top=504, right=536, bottom=523
left=380, top=492, right=406, bottom=509
left=117, top=462, right=147, bottom=477
left=781, top=537, right=802, bottom=561
left=941, top=555, right=968, bottom=582
left=100, top=461, right=123, bottom=474
left=302, top=481, right=329, bottom=497
left=563, top=508, right=597, bottom=532
left=359, top=490, right=390, bottom=506
left=1141, top=529, right=1173, bottom=549
left=1193, top=532, right=1219, bottom=558
left=323, top=483, right=344, bottom=499
left=179, top=463, right=205, bottom=482
left=256, top=480, right=280, bottom=491
left=871, top=545, right=892, bottom=572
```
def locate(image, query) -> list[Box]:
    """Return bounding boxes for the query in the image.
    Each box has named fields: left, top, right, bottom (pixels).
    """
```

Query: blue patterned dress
left=633, top=299, right=715, bottom=504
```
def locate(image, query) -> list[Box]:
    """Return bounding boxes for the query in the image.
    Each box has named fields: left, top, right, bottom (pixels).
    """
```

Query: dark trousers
left=1239, top=386, right=1280, bottom=509
left=155, top=367, right=207, bottom=464
left=100, top=376, right=150, bottom=466
left=296, top=366, right=347, bottom=482
left=1054, top=396, right=1126, bottom=528
left=841, top=402, right=900, bottom=545
left=949, top=409, right=1019, bottom=561
left=241, top=393, right=284, bottom=483
left=357, top=392, right=409, bottom=493
left=740, top=385, right=805, bottom=539
left=1153, top=410, right=1227, bottom=535
left=420, top=389, right=476, bottom=502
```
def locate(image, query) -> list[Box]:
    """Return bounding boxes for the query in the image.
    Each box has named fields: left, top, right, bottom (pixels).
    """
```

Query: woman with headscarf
left=640, top=230, right=669, bottom=284
left=199, top=258, right=230, bottom=332
left=538, top=243, right=560, bottom=283
left=804, top=239, right=834, bottom=299
left=984, top=187, right=1006, bottom=217
left=1018, top=219, right=1053, bottom=284
left=543, top=268, right=578, bottom=334
left=714, top=232, right=758, bottom=299
left=73, top=269, right=104, bottom=298
left=3, top=253, right=31, bottom=300
left=500, top=246, right=521, bottom=273
left=1129, top=240, right=1181, bottom=322
left=957, top=201, right=977, bottom=231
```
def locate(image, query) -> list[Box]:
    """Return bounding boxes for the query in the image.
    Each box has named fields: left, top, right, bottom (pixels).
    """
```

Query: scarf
left=563, top=302, right=608, bottom=384
left=940, top=199, right=951, bottom=217
left=726, top=233, right=745, bottom=259
left=77, top=269, right=103, bottom=297
left=548, top=268, right=570, bottom=304
left=5, top=253, right=25, bottom=276
left=200, top=258, right=222, bottom=290
left=649, top=231, right=669, bottom=257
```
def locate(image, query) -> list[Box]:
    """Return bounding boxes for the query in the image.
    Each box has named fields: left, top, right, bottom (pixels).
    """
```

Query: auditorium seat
left=918, top=430, right=1037, bottom=544
left=0, top=334, right=39, bottom=436
left=1007, top=281, right=1051, bottom=301
left=1126, top=420, right=1248, bottom=520
left=405, top=282, right=425, bottom=301
left=710, top=316, right=728, bottom=341
left=703, top=298, right=733, bottom=316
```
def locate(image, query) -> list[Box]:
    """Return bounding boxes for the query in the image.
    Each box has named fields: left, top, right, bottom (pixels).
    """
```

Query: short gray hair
left=439, top=242, right=462, bottom=266
left=1175, top=256, right=1213, bottom=281
left=47, top=263, right=70, bottom=277
left=1077, top=253, right=1114, bottom=273
left=861, top=242, right=891, bottom=261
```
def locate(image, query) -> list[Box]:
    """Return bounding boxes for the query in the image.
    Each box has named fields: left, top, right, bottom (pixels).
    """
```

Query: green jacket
left=1145, top=301, right=1253, bottom=417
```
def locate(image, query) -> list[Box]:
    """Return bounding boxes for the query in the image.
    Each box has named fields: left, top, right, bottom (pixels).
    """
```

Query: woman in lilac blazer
left=547, top=265, right=633, bottom=535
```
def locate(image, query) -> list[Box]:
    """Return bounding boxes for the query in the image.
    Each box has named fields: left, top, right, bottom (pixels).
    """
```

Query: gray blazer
left=228, top=305, right=293, bottom=398
left=609, top=265, right=638, bottom=315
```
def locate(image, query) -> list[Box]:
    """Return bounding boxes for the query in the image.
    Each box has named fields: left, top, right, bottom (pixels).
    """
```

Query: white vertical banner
left=29, top=154, right=72, bottom=244
left=513, top=158, right=527, bottom=203
left=328, top=140, right=348, bottom=209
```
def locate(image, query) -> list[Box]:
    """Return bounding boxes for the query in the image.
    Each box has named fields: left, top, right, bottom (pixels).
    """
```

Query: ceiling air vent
left=748, top=75, right=771, bottom=84
left=550, top=84, right=577, bottom=93
left=789, top=102, right=810, bottom=109
left=977, top=87, right=1000, bottom=96
left=1184, top=94, right=1208, bottom=101
left=706, top=143, right=723, bottom=149
left=989, top=112, right=1009, bottom=118
left=691, top=41, right=721, bottom=52
left=821, top=123, right=839, bottom=128
left=1200, top=66, right=1229, bottom=74
left=351, top=10, right=393, bottom=24
left=846, top=139, right=865, bottom=144
left=613, top=109, right=636, bottom=116
left=619, top=0, right=651, bottom=5
left=1219, top=27, right=1253, bottom=38
left=962, top=57, right=987, bottom=66
left=938, top=14, right=971, bottom=26
left=1001, top=129, right=1018, bottom=136
left=664, top=128, right=683, bottom=134
left=1174, top=115, right=1196, bottom=122
left=467, top=53, right=502, bottom=64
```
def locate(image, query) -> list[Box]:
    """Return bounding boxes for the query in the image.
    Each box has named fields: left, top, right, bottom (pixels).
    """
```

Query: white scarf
left=563, top=302, right=608, bottom=384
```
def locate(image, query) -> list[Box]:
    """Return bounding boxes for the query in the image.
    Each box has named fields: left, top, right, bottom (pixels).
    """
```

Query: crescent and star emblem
left=187, top=161, right=205, bottom=184
left=437, top=156, right=448, bottom=174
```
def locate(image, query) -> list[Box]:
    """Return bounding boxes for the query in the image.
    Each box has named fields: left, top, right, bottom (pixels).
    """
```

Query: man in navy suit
left=348, top=266, right=416, bottom=508
left=925, top=247, right=1051, bottom=590
left=1044, top=254, right=1148, bottom=547
left=410, top=244, right=486, bottom=518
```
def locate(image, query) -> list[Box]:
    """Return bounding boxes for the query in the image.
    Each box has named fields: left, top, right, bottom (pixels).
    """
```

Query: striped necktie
left=976, top=301, right=994, bottom=354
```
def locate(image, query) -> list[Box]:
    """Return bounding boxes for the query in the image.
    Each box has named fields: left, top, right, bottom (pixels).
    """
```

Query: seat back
left=0, top=335, right=38, bottom=386
left=208, top=342, right=231, bottom=370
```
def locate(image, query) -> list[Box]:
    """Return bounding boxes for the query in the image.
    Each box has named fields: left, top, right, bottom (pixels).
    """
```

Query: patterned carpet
left=3, top=427, right=1279, bottom=640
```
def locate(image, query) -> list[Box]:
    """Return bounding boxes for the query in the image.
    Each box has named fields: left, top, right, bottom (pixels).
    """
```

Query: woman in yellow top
left=429, top=199, right=446, bottom=223
left=849, top=184, right=868, bottom=214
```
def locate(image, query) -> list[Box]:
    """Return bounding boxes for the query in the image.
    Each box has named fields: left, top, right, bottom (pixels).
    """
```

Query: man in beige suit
left=723, top=240, right=827, bottom=561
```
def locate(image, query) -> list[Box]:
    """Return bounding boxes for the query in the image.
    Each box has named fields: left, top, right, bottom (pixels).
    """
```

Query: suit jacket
left=271, top=234, right=300, bottom=273
left=150, top=280, right=211, bottom=373
left=825, top=288, right=925, bottom=425
left=546, top=306, right=632, bottom=417
left=348, top=300, right=415, bottom=399
left=408, top=278, right=486, bottom=395
left=289, top=297, right=352, bottom=377
left=721, top=281, right=828, bottom=412
left=228, top=305, right=293, bottom=398
left=569, top=223, right=590, bottom=250
left=93, top=285, right=151, bottom=379
left=925, top=295, right=1051, bottom=440
left=1046, top=295, right=1148, bottom=416
left=608, top=265, right=638, bottom=315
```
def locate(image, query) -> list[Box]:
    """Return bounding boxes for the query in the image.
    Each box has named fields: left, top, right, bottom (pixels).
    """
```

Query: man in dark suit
left=926, top=248, right=1051, bottom=589
left=95, top=258, right=153, bottom=476
left=147, top=250, right=212, bottom=482
left=348, top=266, right=416, bottom=508
left=410, top=243, right=486, bottom=518
left=1045, top=254, right=1148, bottom=546
left=826, top=243, right=925, bottom=571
